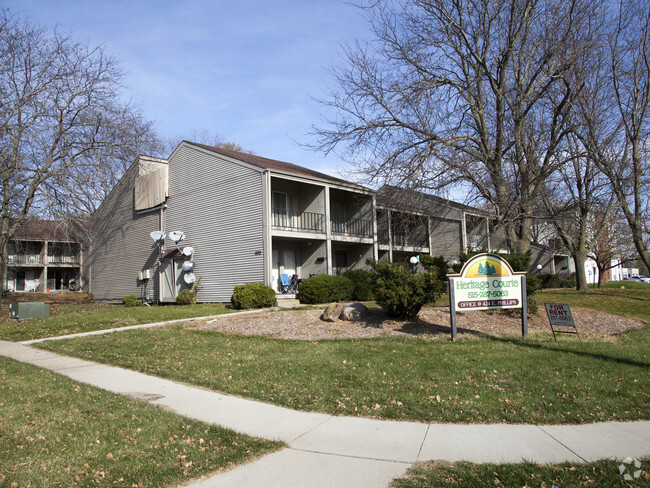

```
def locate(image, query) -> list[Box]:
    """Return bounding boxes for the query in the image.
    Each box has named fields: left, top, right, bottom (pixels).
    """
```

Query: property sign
left=449, top=254, right=524, bottom=310
left=447, top=253, right=528, bottom=340
left=544, top=303, right=581, bottom=342
left=544, top=303, right=575, bottom=327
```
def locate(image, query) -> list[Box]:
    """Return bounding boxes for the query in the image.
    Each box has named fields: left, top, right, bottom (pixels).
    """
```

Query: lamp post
left=537, top=264, right=543, bottom=291
left=409, top=255, right=419, bottom=273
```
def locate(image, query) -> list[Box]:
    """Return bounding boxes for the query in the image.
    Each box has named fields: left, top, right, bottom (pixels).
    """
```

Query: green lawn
left=0, top=302, right=234, bottom=342
left=538, top=285, right=650, bottom=323
left=0, top=356, right=282, bottom=487
left=36, top=316, right=649, bottom=424
left=390, top=458, right=649, bottom=487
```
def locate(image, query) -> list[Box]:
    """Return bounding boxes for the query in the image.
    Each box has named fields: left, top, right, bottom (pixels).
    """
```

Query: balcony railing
left=377, top=229, right=429, bottom=248
left=331, top=217, right=373, bottom=238
left=47, top=254, right=80, bottom=264
left=6, top=254, right=42, bottom=265
left=272, top=208, right=325, bottom=233
left=393, top=231, right=429, bottom=248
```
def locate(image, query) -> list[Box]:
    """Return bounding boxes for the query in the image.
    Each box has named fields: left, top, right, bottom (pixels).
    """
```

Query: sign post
left=447, top=253, right=528, bottom=341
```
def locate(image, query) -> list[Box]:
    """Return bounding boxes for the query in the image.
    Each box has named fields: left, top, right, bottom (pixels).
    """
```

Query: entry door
left=16, top=271, right=25, bottom=291
left=283, top=250, right=296, bottom=277
left=160, top=260, right=186, bottom=301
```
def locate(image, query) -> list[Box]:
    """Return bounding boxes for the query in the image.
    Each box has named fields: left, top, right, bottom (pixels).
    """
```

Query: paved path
left=1, top=340, right=649, bottom=488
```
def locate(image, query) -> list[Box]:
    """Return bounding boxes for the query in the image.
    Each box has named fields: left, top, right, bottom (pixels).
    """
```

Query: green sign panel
left=447, top=253, right=528, bottom=340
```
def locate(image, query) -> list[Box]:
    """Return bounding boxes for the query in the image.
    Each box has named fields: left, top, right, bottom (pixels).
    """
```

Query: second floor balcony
left=272, top=208, right=325, bottom=234
left=378, top=229, right=429, bottom=248
left=7, top=254, right=42, bottom=265
left=331, top=216, right=373, bottom=238
left=47, top=254, right=80, bottom=265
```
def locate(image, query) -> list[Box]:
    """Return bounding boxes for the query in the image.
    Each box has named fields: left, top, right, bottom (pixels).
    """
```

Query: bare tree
left=541, top=133, right=617, bottom=291
left=313, top=0, right=601, bottom=254
left=0, top=12, right=160, bottom=301
left=578, top=0, right=650, bottom=272
left=591, top=209, right=637, bottom=287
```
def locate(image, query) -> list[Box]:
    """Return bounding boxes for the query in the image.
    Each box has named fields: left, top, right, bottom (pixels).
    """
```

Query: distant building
left=4, top=218, right=87, bottom=293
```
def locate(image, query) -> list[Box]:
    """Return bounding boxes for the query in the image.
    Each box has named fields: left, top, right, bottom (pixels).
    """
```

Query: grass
left=0, top=356, right=282, bottom=487
left=390, top=458, right=649, bottom=487
left=0, top=302, right=234, bottom=342
left=36, top=317, right=649, bottom=424
left=538, top=284, right=650, bottom=323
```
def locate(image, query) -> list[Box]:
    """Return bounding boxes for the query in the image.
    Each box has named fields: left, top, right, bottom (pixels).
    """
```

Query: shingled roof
left=187, top=142, right=367, bottom=190
left=11, top=218, right=88, bottom=242
left=376, top=185, right=492, bottom=216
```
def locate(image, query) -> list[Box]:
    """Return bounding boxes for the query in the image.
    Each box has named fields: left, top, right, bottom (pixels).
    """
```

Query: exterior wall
left=530, top=245, right=555, bottom=274
left=164, top=144, right=265, bottom=302
left=89, top=158, right=164, bottom=301
left=430, top=218, right=463, bottom=261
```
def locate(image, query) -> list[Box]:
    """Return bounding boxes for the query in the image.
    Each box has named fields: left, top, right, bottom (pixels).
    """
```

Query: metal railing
left=47, top=254, right=80, bottom=264
left=6, top=254, right=42, bottom=264
left=377, top=229, right=429, bottom=248
left=392, top=231, right=429, bottom=248
left=272, top=208, right=325, bottom=233
left=330, top=217, right=373, bottom=238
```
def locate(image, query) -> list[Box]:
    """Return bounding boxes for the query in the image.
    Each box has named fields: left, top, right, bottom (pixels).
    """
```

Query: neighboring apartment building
left=88, top=142, right=555, bottom=303
left=4, top=218, right=86, bottom=293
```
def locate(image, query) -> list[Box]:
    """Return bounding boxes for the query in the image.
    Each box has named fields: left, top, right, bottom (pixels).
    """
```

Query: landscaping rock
left=321, top=302, right=345, bottom=322
left=341, top=302, right=368, bottom=321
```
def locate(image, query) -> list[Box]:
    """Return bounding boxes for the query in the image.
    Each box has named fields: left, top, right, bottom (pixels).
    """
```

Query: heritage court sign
left=447, top=253, right=528, bottom=340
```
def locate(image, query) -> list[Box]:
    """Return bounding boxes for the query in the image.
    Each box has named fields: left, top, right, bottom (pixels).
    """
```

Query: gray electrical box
left=9, top=302, right=50, bottom=319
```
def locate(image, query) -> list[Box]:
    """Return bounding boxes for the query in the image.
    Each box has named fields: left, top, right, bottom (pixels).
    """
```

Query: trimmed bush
left=371, top=261, right=444, bottom=319
left=342, top=269, right=375, bottom=301
left=298, top=274, right=353, bottom=304
left=175, top=289, right=197, bottom=305
left=122, top=294, right=142, bottom=307
left=419, top=254, right=450, bottom=281
left=231, top=283, right=276, bottom=309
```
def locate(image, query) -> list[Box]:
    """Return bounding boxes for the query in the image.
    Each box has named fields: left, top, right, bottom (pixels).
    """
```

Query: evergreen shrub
left=371, top=261, right=444, bottom=319
left=298, top=274, right=353, bottom=304
left=342, top=269, right=375, bottom=301
left=122, top=294, right=142, bottom=307
left=175, top=289, right=197, bottom=305
left=231, top=283, right=276, bottom=309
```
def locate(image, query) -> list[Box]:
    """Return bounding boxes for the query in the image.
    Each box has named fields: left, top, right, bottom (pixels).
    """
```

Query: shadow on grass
left=358, top=307, right=649, bottom=370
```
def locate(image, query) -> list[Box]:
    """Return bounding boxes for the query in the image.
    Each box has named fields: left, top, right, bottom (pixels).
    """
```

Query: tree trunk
left=572, top=250, right=591, bottom=292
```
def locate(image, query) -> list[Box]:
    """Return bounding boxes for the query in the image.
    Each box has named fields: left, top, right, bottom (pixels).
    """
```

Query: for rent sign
left=447, top=253, right=528, bottom=340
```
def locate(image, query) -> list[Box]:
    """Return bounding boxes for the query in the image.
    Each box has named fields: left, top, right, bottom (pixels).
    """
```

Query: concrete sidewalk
left=1, top=340, right=649, bottom=488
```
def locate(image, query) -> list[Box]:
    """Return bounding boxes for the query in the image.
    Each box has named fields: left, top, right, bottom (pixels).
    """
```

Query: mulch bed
left=193, top=305, right=645, bottom=341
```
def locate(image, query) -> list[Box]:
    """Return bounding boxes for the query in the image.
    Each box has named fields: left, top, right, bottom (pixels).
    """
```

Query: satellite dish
left=183, top=272, right=196, bottom=284
left=181, top=260, right=195, bottom=272
left=168, top=231, right=185, bottom=243
left=150, top=231, right=165, bottom=242
left=182, top=246, right=194, bottom=257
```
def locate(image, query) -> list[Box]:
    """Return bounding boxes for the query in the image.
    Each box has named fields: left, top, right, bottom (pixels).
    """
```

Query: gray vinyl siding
left=430, top=219, right=463, bottom=261
left=165, top=144, right=265, bottom=302
left=89, top=161, right=162, bottom=301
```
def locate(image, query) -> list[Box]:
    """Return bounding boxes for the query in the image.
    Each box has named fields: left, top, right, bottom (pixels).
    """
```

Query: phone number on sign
left=467, top=290, right=509, bottom=299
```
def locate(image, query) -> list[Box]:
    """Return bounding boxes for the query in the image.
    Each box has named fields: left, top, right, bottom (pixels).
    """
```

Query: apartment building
left=4, top=219, right=85, bottom=293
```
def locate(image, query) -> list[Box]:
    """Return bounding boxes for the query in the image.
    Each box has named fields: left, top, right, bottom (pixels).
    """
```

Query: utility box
left=9, top=302, right=50, bottom=319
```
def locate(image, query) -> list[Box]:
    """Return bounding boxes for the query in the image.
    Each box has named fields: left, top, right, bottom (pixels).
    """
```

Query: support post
left=521, top=275, right=528, bottom=338
left=448, top=278, right=457, bottom=341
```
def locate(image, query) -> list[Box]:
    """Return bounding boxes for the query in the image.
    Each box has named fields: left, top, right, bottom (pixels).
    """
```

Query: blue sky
left=4, top=0, right=370, bottom=176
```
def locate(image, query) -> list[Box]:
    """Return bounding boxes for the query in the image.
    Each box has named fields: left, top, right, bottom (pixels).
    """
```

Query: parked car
left=627, top=275, right=650, bottom=283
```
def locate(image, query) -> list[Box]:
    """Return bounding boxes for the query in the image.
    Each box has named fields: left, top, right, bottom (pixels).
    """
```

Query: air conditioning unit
left=139, top=269, right=152, bottom=280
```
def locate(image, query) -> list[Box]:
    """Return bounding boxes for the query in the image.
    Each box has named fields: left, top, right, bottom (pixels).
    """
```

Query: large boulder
left=321, top=302, right=345, bottom=322
left=341, top=302, right=368, bottom=321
